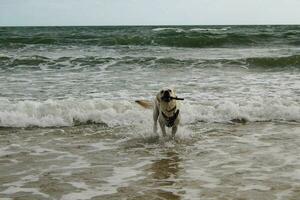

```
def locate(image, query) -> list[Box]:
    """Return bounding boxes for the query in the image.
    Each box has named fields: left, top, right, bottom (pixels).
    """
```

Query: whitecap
left=0, top=97, right=299, bottom=128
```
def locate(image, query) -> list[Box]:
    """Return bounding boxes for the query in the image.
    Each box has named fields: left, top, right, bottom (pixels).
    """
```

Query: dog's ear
left=159, top=90, right=164, bottom=97
left=156, top=91, right=162, bottom=102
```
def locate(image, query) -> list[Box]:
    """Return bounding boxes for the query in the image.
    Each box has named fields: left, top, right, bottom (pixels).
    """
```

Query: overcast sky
left=1, top=0, right=300, bottom=26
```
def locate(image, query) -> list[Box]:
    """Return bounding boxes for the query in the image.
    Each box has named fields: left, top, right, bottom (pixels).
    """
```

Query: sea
left=0, top=25, right=299, bottom=200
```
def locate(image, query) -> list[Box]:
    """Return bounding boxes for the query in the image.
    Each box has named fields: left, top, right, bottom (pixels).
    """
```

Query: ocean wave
left=0, top=98, right=299, bottom=128
left=200, top=55, right=300, bottom=69
left=0, top=99, right=151, bottom=128
left=152, top=27, right=230, bottom=33
left=152, top=27, right=184, bottom=32
left=2, top=54, right=300, bottom=71
left=1, top=26, right=299, bottom=48
left=189, top=27, right=230, bottom=32
left=244, top=55, right=300, bottom=68
left=0, top=33, right=281, bottom=48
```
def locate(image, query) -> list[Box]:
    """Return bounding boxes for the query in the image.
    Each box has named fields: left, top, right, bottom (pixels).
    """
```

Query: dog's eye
left=160, top=90, right=164, bottom=94
left=168, top=89, right=171, bottom=92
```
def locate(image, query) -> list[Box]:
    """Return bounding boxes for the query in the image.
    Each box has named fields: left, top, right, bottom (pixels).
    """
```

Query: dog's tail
left=135, top=100, right=153, bottom=109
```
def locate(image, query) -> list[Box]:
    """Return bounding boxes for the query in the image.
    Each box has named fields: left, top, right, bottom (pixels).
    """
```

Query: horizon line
left=0, top=23, right=300, bottom=28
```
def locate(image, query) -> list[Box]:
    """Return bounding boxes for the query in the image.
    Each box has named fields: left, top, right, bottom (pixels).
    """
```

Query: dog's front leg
left=171, top=125, right=178, bottom=138
left=159, top=120, right=167, bottom=137
left=153, top=105, right=159, bottom=134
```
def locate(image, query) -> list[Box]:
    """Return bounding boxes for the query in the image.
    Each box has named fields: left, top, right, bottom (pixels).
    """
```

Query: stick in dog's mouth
left=170, top=97, right=184, bottom=100
left=162, top=96, right=184, bottom=102
left=160, top=90, right=184, bottom=102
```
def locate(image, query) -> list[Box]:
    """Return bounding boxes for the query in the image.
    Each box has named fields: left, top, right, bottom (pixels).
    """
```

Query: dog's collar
left=161, top=109, right=180, bottom=127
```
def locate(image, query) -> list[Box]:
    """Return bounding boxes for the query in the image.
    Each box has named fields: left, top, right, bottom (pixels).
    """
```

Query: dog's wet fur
left=136, top=89, right=180, bottom=138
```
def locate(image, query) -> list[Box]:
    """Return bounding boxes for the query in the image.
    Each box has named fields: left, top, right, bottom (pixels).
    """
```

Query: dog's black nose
left=163, top=90, right=170, bottom=97
left=161, top=90, right=171, bottom=102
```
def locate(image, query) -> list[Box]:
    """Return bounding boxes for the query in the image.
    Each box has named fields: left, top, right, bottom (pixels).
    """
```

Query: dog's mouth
left=160, top=89, right=184, bottom=102
left=161, top=90, right=172, bottom=102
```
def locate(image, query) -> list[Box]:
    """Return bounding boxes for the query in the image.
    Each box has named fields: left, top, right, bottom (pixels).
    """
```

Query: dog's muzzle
left=161, top=91, right=171, bottom=102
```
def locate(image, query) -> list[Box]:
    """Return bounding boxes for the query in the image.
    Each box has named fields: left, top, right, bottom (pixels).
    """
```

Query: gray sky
left=1, top=0, right=300, bottom=26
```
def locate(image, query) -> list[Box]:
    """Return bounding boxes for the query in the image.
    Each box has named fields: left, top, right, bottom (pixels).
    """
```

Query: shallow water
left=0, top=122, right=299, bottom=200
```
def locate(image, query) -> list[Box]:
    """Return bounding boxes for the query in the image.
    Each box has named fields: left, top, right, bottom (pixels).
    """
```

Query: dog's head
left=159, top=89, right=176, bottom=102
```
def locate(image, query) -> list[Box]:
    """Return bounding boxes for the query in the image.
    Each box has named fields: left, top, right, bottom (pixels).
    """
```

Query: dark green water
left=1, top=25, right=300, bottom=47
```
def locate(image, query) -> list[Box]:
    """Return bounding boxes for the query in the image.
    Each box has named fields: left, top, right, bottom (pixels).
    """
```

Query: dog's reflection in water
left=149, top=150, right=182, bottom=199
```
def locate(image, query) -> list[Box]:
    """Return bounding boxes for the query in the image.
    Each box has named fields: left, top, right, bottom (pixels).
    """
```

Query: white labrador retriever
left=136, top=89, right=183, bottom=138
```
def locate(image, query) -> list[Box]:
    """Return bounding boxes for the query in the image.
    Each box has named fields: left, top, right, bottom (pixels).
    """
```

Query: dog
left=136, top=89, right=181, bottom=138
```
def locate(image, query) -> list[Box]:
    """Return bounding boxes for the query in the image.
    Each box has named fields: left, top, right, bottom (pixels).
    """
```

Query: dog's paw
left=158, top=136, right=168, bottom=143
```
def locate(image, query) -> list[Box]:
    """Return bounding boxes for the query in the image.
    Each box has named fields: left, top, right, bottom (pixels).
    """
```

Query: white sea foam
left=182, top=97, right=300, bottom=124
left=0, top=98, right=151, bottom=128
left=0, top=97, right=299, bottom=128
left=152, top=27, right=184, bottom=32
left=151, top=27, right=230, bottom=33
left=189, top=27, right=230, bottom=32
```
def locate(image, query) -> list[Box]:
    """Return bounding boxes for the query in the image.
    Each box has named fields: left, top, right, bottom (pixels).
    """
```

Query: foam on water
left=189, top=27, right=230, bottom=32
left=151, top=27, right=184, bottom=32
left=0, top=97, right=299, bottom=128
left=1, top=175, right=49, bottom=198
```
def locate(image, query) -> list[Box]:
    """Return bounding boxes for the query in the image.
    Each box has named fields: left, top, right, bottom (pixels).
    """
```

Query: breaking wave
left=0, top=98, right=299, bottom=128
